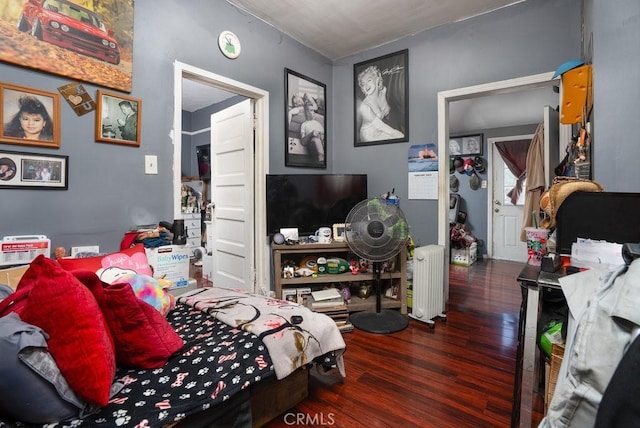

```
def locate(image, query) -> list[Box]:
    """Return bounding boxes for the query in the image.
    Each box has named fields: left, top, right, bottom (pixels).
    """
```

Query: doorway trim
left=437, top=72, right=556, bottom=283
left=173, top=61, right=270, bottom=291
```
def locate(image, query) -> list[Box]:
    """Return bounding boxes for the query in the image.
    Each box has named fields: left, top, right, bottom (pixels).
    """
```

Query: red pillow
left=58, top=244, right=153, bottom=284
left=18, top=255, right=115, bottom=407
left=74, top=270, right=184, bottom=369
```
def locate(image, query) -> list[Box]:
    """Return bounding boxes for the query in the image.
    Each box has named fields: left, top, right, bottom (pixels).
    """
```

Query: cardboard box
left=145, top=245, right=190, bottom=288
left=0, top=265, right=29, bottom=290
left=1, top=235, right=51, bottom=267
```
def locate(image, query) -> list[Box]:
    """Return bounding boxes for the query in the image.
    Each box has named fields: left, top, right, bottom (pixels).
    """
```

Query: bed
left=0, top=263, right=346, bottom=428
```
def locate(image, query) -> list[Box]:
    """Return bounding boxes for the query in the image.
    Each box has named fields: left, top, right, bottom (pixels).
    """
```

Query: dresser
left=182, top=212, right=201, bottom=249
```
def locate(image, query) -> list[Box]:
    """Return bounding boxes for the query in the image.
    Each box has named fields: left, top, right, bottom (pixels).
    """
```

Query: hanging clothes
left=520, top=122, right=545, bottom=241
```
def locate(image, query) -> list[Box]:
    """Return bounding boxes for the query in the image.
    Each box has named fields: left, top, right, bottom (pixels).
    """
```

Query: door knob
left=494, top=200, right=502, bottom=205
left=494, top=208, right=500, bottom=212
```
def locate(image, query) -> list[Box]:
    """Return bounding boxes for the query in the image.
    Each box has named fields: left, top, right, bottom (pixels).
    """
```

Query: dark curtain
left=495, top=139, right=531, bottom=205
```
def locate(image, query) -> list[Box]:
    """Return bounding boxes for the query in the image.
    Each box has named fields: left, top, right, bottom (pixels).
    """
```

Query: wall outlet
left=71, top=246, right=100, bottom=257
left=481, top=180, right=487, bottom=189
left=145, top=155, right=158, bottom=174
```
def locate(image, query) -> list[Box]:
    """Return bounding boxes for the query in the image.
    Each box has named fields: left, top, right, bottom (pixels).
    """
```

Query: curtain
left=495, top=138, right=531, bottom=205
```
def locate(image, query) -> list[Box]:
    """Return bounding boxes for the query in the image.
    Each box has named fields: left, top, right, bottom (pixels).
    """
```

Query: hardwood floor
left=264, top=259, right=544, bottom=428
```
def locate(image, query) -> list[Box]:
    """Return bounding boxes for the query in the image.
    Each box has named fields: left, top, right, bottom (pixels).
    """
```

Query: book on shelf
left=310, top=295, right=345, bottom=309
left=311, top=288, right=342, bottom=301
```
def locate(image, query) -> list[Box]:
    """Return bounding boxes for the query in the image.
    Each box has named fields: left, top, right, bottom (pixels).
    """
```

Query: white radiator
left=409, top=245, right=446, bottom=326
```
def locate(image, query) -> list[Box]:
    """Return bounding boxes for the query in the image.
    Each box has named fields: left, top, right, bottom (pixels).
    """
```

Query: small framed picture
left=285, top=68, right=327, bottom=169
left=0, top=82, right=61, bottom=149
left=333, top=223, right=346, bottom=242
left=0, top=149, right=68, bottom=190
left=450, top=134, right=483, bottom=156
left=95, top=90, right=141, bottom=147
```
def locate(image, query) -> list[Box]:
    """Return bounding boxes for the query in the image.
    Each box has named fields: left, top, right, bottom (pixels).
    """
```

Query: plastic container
left=525, top=227, right=549, bottom=266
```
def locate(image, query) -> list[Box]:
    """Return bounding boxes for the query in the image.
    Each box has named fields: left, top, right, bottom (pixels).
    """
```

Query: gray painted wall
left=0, top=0, right=332, bottom=252
left=592, top=0, right=640, bottom=189
left=1, top=0, right=635, bottom=264
left=330, top=0, right=582, bottom=248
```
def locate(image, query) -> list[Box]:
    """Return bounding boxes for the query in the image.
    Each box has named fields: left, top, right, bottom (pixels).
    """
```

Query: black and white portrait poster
left=354, top=49, right=408, bottom=147
left=285, top=69, right=327, bottom=168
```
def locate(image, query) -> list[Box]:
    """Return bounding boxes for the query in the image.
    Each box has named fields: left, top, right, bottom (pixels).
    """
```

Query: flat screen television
left=556, top=192, right=640, bottom=255
left=266, top=174, right=367, bottom=237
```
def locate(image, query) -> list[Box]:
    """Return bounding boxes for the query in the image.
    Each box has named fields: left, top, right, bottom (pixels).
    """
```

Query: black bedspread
left=1, top=303, right=275, bottom=427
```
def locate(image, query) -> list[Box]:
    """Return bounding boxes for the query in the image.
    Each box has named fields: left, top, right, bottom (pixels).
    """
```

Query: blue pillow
left=0, top=312, right=86, bottom=424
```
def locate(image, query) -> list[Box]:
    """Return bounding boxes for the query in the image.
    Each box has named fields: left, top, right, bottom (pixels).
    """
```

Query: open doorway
left=437, top=72, right=559, bottom=286
left=173, top=61, right=270, bottom=291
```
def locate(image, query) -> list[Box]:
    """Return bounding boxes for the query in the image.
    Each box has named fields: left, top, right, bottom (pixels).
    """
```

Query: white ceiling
left=226, top=0, right=525, bottom=61
left=183, top=0, right=558, bottom=133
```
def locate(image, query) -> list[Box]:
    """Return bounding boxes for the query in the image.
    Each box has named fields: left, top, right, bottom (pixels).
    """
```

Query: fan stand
left=350, top=261, right=409, bottom=334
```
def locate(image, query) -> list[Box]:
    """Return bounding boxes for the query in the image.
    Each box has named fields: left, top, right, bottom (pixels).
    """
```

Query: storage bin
left=451, top=242, right=477, bottom=266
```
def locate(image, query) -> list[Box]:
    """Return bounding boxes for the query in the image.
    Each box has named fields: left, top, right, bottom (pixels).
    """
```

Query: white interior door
left=491, top=136, right=531, bottom=262
left=209, top=99, right=254, bottom=291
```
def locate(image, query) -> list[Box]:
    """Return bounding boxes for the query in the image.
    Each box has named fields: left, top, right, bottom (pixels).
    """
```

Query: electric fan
left=345, top=198, right=409, bottom=334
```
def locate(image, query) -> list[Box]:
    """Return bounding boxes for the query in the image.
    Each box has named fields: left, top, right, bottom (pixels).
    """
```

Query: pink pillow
left=17, top=256, right=115, bottom=407
left=58, top=244, right=153, bottom=284
left=74, top=270, right=184, bottom=369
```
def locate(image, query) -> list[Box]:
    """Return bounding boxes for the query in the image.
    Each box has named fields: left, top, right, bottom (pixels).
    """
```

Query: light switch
left=145, top=155, right=158, bottom=174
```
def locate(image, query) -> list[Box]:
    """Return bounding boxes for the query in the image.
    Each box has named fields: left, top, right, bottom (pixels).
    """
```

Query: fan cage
left=345, top=198, right=409, bottom=262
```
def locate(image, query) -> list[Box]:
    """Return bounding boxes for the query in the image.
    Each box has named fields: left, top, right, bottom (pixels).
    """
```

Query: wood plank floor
left=264, top=259, right=544, bottom=428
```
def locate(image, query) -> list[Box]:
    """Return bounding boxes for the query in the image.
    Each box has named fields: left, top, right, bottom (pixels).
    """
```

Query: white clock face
left=218, top=31, right=241, bottom=59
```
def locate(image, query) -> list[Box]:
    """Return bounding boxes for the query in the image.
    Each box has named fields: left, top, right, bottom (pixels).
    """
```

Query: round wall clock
left=218, top=31, right=241, bottom=59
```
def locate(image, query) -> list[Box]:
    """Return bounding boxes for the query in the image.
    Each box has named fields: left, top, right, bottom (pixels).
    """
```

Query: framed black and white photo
left=354, top=49, right=408, bottom=147
left=450, top=134, right=483, bottom=156
left=0, top=150, right=68, bottom=189
left=285, top=68, right=326, bottom=168
left=96, top=90, right=141, bottom=147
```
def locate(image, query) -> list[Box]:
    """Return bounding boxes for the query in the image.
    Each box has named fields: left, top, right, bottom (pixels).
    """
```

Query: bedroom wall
left=591, top=0, right=640, bottom=190
left=329, top=0, right=583, bottom=248
left=0, top=0, right=636, bottom=259
left=0, top=0, right=333, bottom=252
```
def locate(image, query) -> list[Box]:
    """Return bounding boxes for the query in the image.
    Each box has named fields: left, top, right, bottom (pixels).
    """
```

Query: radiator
left=409, top=245, right=446, bottom=326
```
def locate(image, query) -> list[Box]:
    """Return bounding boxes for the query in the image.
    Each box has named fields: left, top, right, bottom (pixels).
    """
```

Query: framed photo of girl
left=284, top=68, right=327, bottom=168
left=95, top=90, right=141, bottom=147
left=0, top=82, right=61, bottom=149
left=354, top=49, right=409, bottom=147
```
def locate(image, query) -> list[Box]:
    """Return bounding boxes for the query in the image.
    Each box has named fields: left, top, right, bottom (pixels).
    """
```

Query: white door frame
left=173, top=61, right=270, bottom=291
left=437, top=72, right=557, bottom=283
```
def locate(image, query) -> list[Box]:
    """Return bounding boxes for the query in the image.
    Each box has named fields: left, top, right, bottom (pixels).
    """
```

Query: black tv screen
left=556, top=192, right=640, bottom=255
left=266, top=174, right=367, bottom=236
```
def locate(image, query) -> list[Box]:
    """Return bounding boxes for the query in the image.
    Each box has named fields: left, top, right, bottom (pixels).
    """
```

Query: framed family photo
left=354, top=49, right=408, bottom=147
left=0, top=82, right=61, bottom=149
left=284, top=68, right=326, bottom=168
left=449, top=134, right=483, bottom=156
left=95, top=90, right=141, bottom=147
left=0, top=149, right=68, bottom=189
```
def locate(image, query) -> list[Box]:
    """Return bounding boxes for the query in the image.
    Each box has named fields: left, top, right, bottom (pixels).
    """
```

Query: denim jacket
left=540, top=259, right=640, bottom=427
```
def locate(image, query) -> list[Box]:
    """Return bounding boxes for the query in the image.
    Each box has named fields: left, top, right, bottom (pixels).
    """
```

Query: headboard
left=556, top=192, right=640, bottom=255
